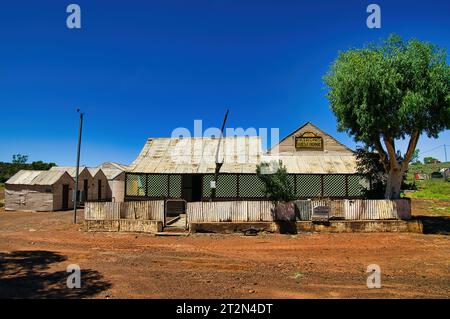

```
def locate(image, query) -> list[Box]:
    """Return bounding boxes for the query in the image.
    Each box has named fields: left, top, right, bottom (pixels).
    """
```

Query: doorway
left=98, top=179, right=102, bottom=200
left=62, top=184, right=69, bottom=210
left=83, top=179, right=88, bottom=202
left=182, top=174, right=203, bottom=202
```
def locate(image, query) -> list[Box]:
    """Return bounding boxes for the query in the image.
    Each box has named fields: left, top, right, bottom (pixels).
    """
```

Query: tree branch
left=384, top=136, right=400, bottom=171
left=373, top=138, right=389, bottom=172
left=401, top=131, right=420, bottom=171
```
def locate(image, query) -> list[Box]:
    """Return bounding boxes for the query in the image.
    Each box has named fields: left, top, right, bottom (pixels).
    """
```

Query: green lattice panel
left=126, top=174, right=146, bottom=196
left=347, top=175, right=367, bottom=197
left=169, top=175, right=182, bottom=198
left=287, top=174, right=296, bottom=194
left=202, top=174, right=214, bottom=198
left=239, top=174, right=265, bottom=198
left=147, top=174, right=168, bottom=197
left=296, top=174, right=322, bottom=198
left=323, top=174, right=346, bottom=197
left=216, top=174, right=238, bottom=198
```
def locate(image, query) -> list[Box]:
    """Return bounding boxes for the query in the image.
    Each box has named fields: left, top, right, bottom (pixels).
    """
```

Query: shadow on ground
left=415, top=216, right=450, bottom=235
left=0, top=250, right=112, bottom=298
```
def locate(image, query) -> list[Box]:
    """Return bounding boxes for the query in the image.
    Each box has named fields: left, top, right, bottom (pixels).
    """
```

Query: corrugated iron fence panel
left=260, top=201, right=275, bottom=221
left=247, top=201, right=262, bottom=221
left=294, top=200, right=312, bottom=220
left=85, top=202, right=109, bottom=220
left=85, top=201, right=164, bottom=221
left=186, top=201, right=275, bottom=222
left=149, top=201, right=165, bottom=221
left=185, top=199, right=411, bottom=223
left=187, top=202, right=203, bottom=223
left=231, top=201, right=248, bottom=221
left=202, top=202, right=218, bottom=222
left=217, top=202, right=232, bottom=222
left=330, top=200, right=345, bottom=219
left=345, top=200, right=365, bottom=220
left=344, top=199, right=402, bottom=220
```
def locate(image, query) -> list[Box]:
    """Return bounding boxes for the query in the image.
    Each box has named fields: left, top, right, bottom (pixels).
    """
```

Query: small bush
left=256, top=160, right=296, bottom=203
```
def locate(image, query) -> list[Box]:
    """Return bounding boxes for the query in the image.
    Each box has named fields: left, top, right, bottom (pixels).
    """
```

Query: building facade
left=125, top=122, right=368, bottom=202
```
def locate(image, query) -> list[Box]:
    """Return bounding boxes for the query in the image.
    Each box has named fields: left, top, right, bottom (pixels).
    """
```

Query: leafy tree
left=355, top=148, right=387, bottom=198
left=0, top=156, right=57, bottom=183
left=424, top=156, right=439, bottom=164
left=324, top=34, right=450, bottom=199
left=12, top=154, right=28, bottom=164
left=30, top=161, right=56, bottom=170
left=256, top=161, right=296, bottom=203
left=411, top=149, right=420, bottom=164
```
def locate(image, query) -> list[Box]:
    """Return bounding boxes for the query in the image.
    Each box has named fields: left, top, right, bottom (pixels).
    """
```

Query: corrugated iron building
left=5, top=170, right=75, bottom=211
left=100, top=162, right=128, bottom=202
left=50, top=166, right=110, bottom=202
left=125, top=122, right=368, bottom=201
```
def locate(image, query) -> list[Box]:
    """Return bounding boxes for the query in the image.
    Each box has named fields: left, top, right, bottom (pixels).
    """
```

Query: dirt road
left=0, top=203, right=449, bottom=299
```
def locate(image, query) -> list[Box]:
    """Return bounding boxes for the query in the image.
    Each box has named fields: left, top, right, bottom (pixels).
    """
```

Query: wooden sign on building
left=295, top=132, right=323, bottom=150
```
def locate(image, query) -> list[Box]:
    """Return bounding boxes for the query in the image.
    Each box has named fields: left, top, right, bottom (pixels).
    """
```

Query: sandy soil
left=0, top=199, right=449, bottom=299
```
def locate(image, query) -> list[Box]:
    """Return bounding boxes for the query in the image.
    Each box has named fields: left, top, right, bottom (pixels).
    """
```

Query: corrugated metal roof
left=6, top=170, right=69, bottom=186
left=128, top=136, right=263, bottom=174
left=261, top=154, right=358, bottom=174
left=128, top=136, right=358, bottom=174
left=87, top=167, right=102, bottom=177
left=49, top=166, right=88, bottom=178
left=100, top=162, right=129, bottom=171
left=101, top=168, right=124, bottom=180
left=50, top=166, right=120, bottom=180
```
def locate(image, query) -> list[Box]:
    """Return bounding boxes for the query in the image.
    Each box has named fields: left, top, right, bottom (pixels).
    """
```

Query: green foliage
left=355, top=148, right=386, bottom=198
left=424, top=156, right=439, bottom=164
left=0, top=157, right=57, bottom=183
left=407, top=179, right=450, bottom=200
left=324, top=34, right=450, bottom=198
left=411, top=149, right=420, bottom=164
left=30, top=161, right=56, bottom=170
left=256, top=161, right=296, bottom=203
left=12, top=154, right=28, bottom=164
left=324, top=34, right=450, bottom=145
left=407, top=162, right=449, bottom=178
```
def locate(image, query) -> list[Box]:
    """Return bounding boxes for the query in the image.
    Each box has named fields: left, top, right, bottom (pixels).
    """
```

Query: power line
left=420, top=144, right=447, bottom=155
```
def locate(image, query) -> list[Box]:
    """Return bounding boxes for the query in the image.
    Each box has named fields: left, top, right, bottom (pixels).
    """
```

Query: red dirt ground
left=0, top=199, right=449, bottom=299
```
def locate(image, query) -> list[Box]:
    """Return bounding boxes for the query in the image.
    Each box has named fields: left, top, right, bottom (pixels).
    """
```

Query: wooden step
left=155, top=232, right=189, bottom=237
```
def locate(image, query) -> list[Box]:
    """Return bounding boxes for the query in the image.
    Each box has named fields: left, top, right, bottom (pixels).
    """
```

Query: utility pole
left=444, top=144, right=448, bottom=163
left=73, top=109, right=84, bottom=224
left=210, top=109, right=229, bottom=202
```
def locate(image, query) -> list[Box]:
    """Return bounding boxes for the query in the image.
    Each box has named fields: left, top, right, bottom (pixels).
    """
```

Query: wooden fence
left=187, top=199, right=411, bottom=222
left=84, top=201, right=164, bottom=221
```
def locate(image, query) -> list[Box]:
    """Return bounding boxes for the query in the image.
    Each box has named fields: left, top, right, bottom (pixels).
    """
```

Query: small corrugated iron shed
left=6, top=170, right=69, bottom=186
left=100, top=162, right=127, bottom=202
left=5, top=170, right=74, bottom=212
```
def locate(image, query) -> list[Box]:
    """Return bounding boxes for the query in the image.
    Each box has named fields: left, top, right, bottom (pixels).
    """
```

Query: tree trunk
left=384, top=169, right=403, bottom=199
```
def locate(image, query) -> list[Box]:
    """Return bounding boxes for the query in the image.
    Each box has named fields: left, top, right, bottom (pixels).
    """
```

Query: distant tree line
left=0, top=154, right=56, bottom=183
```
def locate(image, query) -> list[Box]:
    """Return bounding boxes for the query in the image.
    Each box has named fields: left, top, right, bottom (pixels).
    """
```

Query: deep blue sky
left=0, top=0, right=449, bottom=166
